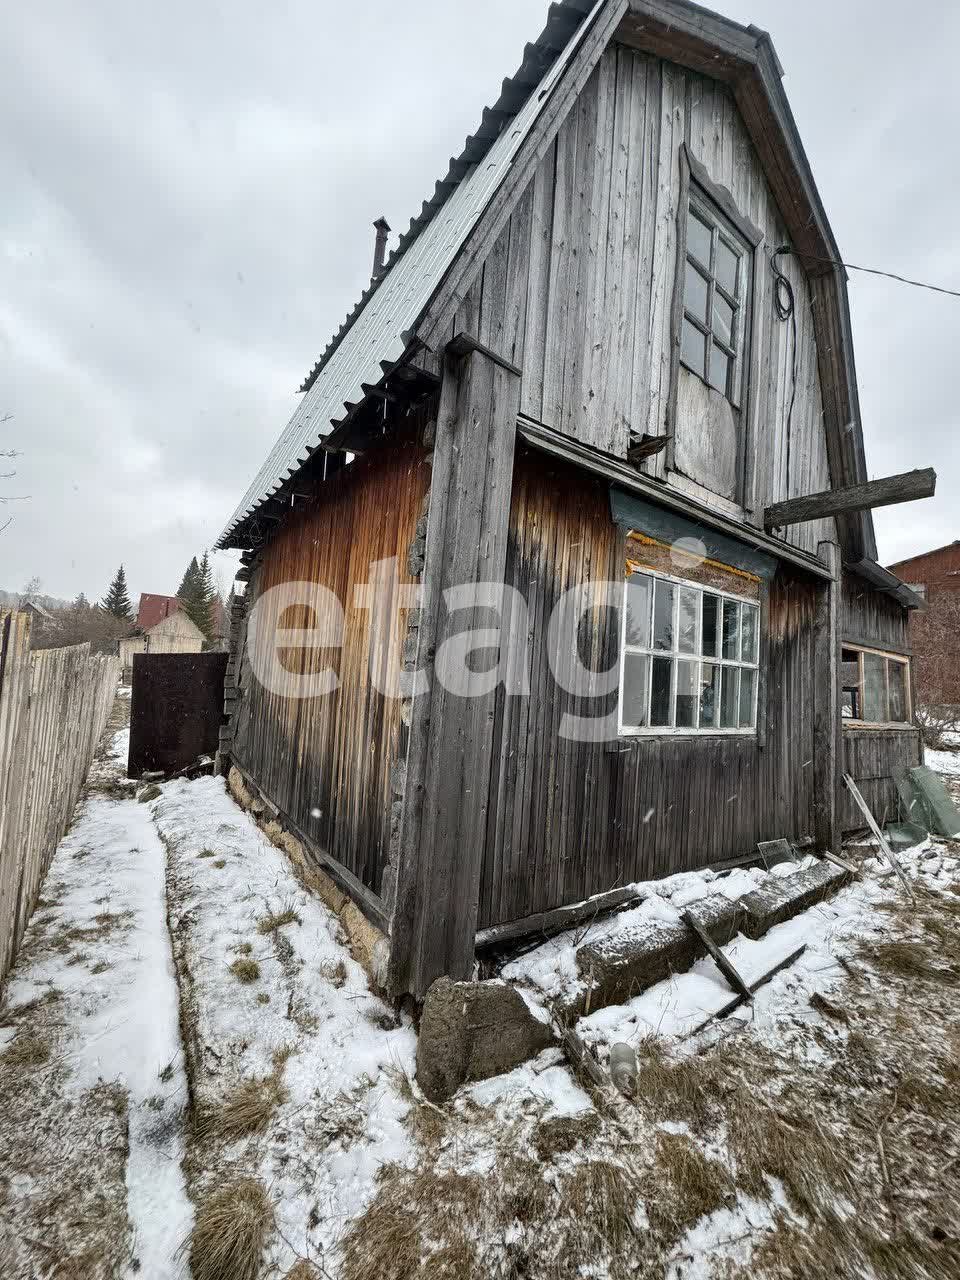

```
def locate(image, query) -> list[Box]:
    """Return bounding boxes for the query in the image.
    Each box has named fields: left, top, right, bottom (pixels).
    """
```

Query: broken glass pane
left=675, top=659, right=698, bottom=728
left=650, top=657, right=673, bottom=726
left=702, top=594, right=719, bottom=658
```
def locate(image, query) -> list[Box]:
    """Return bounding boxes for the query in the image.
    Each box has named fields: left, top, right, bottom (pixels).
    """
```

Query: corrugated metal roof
left=216, top=0, right=604, bottom=548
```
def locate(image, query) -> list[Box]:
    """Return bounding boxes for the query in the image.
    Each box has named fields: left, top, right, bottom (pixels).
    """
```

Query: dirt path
left=0, top=691, right=193, bottom=1280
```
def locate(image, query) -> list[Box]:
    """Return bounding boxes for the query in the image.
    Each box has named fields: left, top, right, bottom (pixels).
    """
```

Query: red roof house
left=136, top=593, right=181, bottom=631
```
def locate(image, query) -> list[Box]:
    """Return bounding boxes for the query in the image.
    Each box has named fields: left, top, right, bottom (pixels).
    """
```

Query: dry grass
left=188, top=1177, right=274, bottom=1280
left=199, top=1073, right=288, bottom=1144
left=319, top=957, right=348, bottom=988
left=2, top=1030, right=52, bottom=1068
left=859, top=938, right=957, bottom=984
left=230, top=958, right=261, bottom=985
left=284, top=1262, right=322, bottom=1280
left=198, top=849, right=216, bottom=859
left=647, top=1131, right=733, bottom=1237
left=257, top=903, right=301, bottom=934
left=213, top=859, right=227, bottom=869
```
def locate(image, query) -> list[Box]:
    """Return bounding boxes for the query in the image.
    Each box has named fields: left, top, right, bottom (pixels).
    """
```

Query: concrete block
left=416, top=977, right=554, bottom=1103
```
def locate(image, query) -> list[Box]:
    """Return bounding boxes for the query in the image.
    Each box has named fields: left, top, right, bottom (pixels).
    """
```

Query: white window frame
left=841, top=643, right=913, bottom=729
left=618, top=565, right=761, bottom=738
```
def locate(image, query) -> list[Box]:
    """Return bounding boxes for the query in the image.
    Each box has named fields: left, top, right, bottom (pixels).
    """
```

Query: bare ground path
left=0, top=690, right=193, bottom=1280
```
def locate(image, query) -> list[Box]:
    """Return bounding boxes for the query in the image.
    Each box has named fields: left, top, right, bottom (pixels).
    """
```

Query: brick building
left=887, top=541, right=960, bottom=707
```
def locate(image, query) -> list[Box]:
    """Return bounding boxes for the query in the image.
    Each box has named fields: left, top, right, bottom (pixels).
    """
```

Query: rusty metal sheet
left=128, top=652, right=227, bottom=777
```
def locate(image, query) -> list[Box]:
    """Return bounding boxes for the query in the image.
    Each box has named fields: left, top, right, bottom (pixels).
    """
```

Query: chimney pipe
left=371, top=216, right=390, bottom=282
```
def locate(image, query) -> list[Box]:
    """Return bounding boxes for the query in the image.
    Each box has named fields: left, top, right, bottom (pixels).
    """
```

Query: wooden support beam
left=813, top=540, right=841, bottom=854
left=763, top=468, right=936, bottom=531
left=842, top=772, right=914, bottom=898
left=681, top=911, right=753, bottom=1002
left=388, top=343, right=522, bottom=999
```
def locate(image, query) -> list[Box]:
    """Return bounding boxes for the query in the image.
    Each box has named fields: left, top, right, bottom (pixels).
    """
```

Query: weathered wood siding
left=840, top=729, right=922, bottom=833
left=449, top=43, right=836, bottom=555
left=840, top=570, right=910, bottom=654
left=231, top=431, right=431, bottom=898
left=478, top=445, right=820, bottom=930
left=0, top=614, right=120, bottom=985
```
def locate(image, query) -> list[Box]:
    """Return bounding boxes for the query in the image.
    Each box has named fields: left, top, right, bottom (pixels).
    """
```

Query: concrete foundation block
left=416, top=977, right=554, bottom=1103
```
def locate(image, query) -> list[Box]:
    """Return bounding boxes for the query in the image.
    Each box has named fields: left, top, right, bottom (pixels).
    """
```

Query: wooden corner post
left=812, top=540, right=841, bottom=852
left=388, top=341, right=521, bottom=999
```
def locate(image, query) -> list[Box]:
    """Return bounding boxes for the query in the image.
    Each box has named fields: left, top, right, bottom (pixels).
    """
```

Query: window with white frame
left=841, top=646, right=912, bottom=726
left=619, top=567, right=761, bottom=735
left=680, top=194, right=752, bottom=409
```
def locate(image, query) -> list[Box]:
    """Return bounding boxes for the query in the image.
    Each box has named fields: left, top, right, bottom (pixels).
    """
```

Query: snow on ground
left=153, top=774, right=417, bottom=1275
left=925, top=745, right=960, bottom=776
left=0, top=721, right=192, bottom=1280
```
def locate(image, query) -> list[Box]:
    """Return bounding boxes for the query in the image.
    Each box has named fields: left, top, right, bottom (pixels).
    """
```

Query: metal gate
left=128, top=652, right=227, bottom=777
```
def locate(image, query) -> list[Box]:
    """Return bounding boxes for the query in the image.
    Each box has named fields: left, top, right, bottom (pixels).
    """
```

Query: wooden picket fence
left=0, top=611, right=120, bottom=985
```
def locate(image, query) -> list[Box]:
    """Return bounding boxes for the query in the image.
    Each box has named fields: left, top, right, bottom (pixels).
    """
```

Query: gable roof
left=145, top=610, right=205, bottom=640
left=137, top=593, right=180, bottom=630
left=217, top=0, right=876, bottom=562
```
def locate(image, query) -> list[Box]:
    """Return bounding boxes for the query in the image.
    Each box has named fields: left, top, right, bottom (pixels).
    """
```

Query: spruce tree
left=177, top=555, right=214, bottom=641
left=101, top=565, right=132, bottom=619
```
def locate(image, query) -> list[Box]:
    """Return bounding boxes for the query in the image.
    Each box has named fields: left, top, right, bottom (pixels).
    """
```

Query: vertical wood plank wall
left=231, top=432, right=431, bottom=898
left=0, top=613, right=120, bottom=985
left=478, top=446, right=820, bottom=930
left=839, top=571, right=921, bottom=831
left=447, top=43, right=836, bottom=556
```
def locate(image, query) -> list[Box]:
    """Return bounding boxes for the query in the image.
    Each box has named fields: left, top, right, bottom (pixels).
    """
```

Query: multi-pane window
left=619, top=567, right=760, bottom=735
left=680, top=196, right=751, bottom=408
left=841, top=646, right=912, bottom=725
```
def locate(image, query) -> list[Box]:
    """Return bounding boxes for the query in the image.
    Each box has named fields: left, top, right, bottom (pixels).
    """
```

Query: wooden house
left=119, top=608, right=205, bottom=681
left=216, top=0, right=934, bottom=999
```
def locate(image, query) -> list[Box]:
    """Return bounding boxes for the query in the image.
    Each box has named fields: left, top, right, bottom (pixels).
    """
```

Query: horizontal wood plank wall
left=0, top=613, right=120, bottom=985
left=231, top=432, right=431, bottom=898
left=478, top=446, right=819, bottom=930
left=840, top=729, right=922, bottom=832
left=450, top=43, right=835, bottom=556
left=840, top=570, right=910, bottom=653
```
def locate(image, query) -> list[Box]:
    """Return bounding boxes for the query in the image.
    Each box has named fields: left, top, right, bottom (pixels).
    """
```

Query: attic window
left=680, top=196, right=752, bottom=408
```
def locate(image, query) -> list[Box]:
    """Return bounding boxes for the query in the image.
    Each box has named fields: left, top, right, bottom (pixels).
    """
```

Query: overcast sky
left=2, top=0, right=957, bottom=602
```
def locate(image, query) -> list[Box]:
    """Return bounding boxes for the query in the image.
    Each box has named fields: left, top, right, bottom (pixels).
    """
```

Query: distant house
left=119, top=609, right=205, bottom=680
left=887, top=541, right=960, bottom=707
left=136, top=593, right=181, bottom=630
left=21, top=600, right=59, bottom=633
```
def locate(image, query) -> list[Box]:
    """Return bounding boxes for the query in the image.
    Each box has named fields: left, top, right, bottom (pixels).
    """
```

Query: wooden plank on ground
left=682, top=909, right=753, bottom=1002
left=686, top=944, right=808, bottom=1037
left=842, top=772, right=914, bottom=897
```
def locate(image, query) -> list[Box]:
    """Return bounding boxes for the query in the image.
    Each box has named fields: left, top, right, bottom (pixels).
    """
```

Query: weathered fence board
left=0, top=612, right=119, bottom=985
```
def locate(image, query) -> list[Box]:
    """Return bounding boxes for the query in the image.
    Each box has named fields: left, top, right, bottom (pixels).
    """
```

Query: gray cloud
left=2, top=0, right=956, bottom=601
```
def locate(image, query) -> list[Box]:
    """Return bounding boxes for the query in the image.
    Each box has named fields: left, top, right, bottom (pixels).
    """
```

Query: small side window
left=840, top=645, right=912, bottom=726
